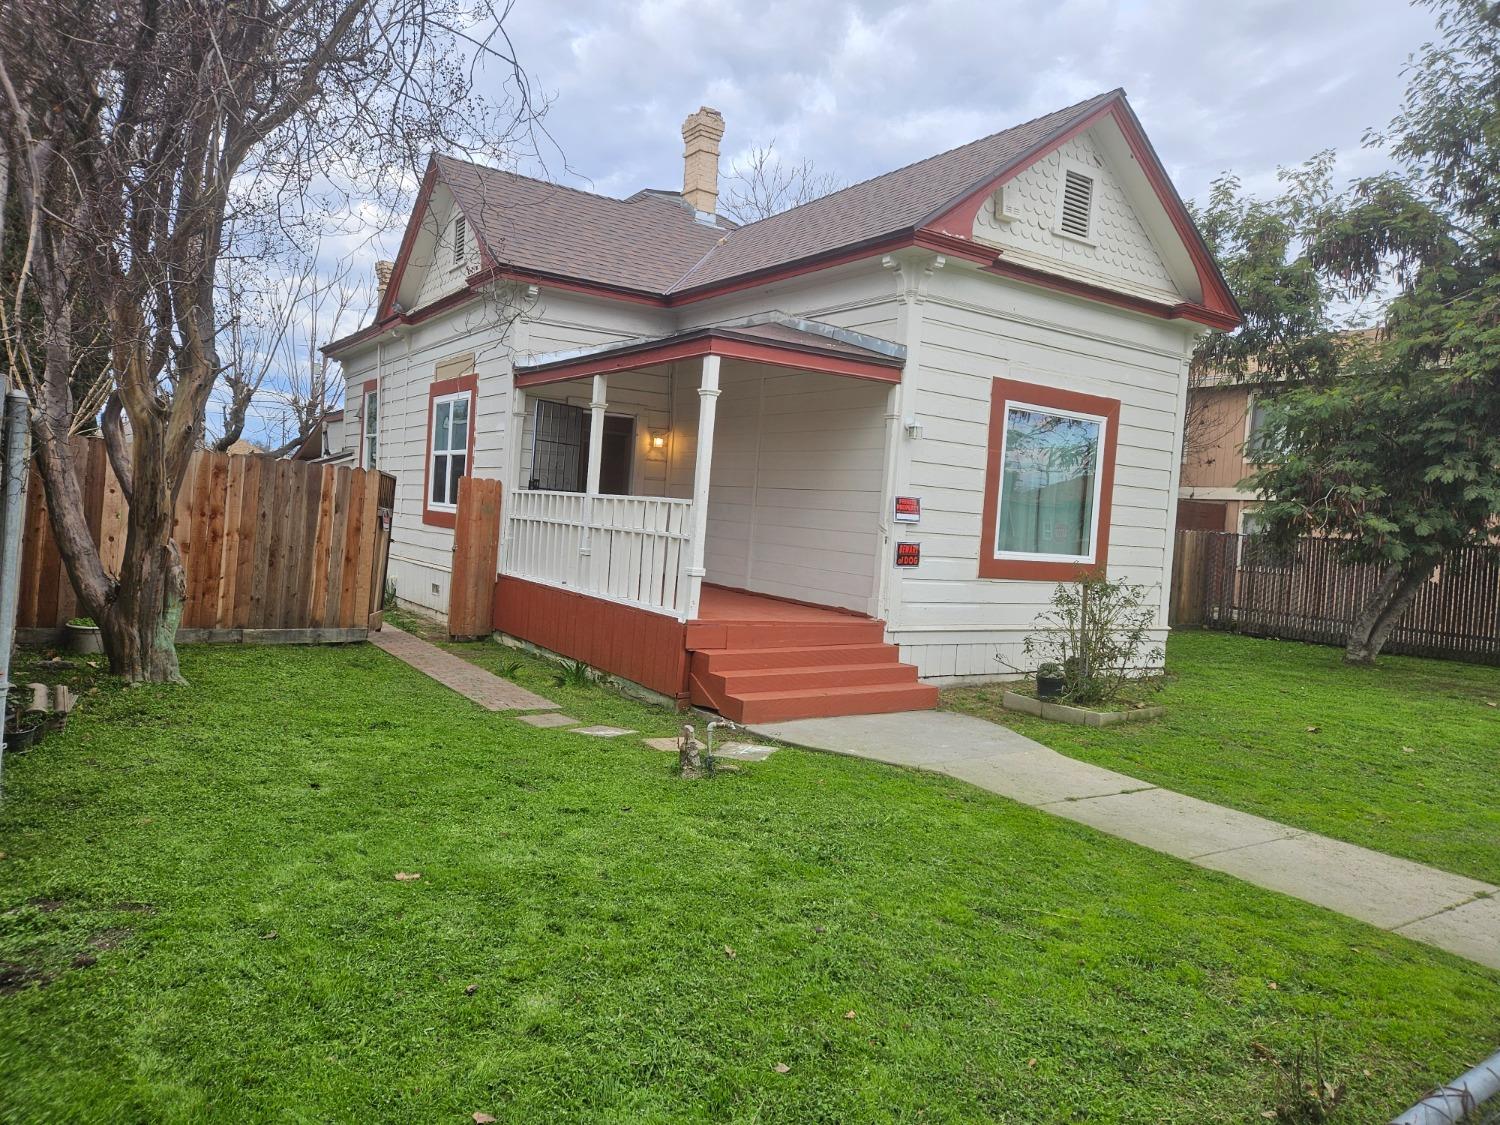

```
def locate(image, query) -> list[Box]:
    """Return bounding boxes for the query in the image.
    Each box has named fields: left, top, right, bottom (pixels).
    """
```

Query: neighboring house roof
left=329, top=88, right=1239, bottom=356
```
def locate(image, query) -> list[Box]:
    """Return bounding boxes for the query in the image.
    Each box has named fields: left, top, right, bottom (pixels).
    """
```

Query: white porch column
left=580, top=373, right=607, bottom=588
left=683, top=354, right=721, bottom=620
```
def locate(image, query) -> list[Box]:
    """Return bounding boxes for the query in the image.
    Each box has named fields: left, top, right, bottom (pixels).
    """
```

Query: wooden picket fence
left=1171, top=529, right=1500, bottom=664
left=17, top=438, right=396, bottom=641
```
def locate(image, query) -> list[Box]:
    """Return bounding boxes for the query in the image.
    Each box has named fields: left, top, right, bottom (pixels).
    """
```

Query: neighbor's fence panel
left=502, top=488, right=693, bottom=617
left=17, top=438, right=395, bottom=638
left=1174, top=529, right=1500, bottom=664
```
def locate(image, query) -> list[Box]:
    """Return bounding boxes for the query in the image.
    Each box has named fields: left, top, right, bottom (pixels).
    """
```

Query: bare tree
left=0, top=0, right=541, bottom=682
left=211, top=251, right=370, bottom=456
left=719, top=140, right=843, bottom=224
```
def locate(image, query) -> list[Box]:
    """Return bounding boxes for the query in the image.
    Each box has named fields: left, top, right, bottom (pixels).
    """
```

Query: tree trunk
left=100, top=539, right=186, bottom=685
left=1344, top=559, right=1436, bottom=665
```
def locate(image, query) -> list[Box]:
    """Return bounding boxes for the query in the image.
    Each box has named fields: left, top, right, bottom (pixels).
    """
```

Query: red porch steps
left=686, top=613, right=938, bottom=724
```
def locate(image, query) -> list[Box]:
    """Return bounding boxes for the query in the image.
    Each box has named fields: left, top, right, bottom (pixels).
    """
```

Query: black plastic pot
left=5, top=720, right=40, bottom=753
left=1036, top=674, right=1066, bottom=700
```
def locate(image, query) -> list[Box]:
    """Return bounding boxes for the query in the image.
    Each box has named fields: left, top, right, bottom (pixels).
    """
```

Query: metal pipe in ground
left=0, top=387, right=32, bottom=792
left=1392, top=1046, right=1500, bottom=1124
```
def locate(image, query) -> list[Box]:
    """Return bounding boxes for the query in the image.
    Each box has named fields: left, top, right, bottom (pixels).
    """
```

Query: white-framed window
left=429, top=391, right=470, bottom=509
left=993, top=401, right=1108, bottom=563
left=361, top=388, right=378, bottom=470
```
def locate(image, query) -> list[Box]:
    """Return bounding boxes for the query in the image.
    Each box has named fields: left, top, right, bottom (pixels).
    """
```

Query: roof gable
left=341, top=90, right=1238, bottom=356
left=666, top=91, right=1121, bottom=294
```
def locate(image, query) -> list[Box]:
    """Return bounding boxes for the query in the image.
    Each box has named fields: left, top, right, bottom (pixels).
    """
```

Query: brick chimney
left=375, top=259, right=394, bottom=302
left=681, top=107, right=725, bottom=216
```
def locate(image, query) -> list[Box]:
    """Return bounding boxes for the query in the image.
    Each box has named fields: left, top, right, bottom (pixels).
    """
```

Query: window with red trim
left=421, top=372, right=477, bottom=528
left=979, top=377, right=1120, bottom=581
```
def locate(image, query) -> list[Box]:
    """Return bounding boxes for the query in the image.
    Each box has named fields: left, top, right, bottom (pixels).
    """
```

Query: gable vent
left=1059, top=170, right=1094, bottom=238
left=452, top=214, right=467, bottom=265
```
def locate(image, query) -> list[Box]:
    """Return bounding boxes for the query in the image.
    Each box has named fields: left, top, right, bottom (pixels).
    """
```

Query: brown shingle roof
left=439, top=90, right=1118, bottom=299
left=435, top=156, right=729, bottom=294
left=669, top=91, right=1120, bottom=293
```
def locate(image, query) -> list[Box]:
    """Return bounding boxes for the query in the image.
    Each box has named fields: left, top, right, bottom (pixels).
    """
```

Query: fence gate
left=449, top=476, right=503, bottom=639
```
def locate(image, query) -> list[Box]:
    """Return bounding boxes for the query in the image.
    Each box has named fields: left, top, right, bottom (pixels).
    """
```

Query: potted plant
left=66, top=616, right=103, bottom=656
left=1035, top=661, right=1066, bottom=700
left=5, top=710, right=43, bottom=753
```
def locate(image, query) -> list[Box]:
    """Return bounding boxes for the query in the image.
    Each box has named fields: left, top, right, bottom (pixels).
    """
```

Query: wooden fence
left=17, top=438, right=396, bottom=642
left=449, top=475, right=502, bottom=639
left=1171, top=529, right=1500, bottom=664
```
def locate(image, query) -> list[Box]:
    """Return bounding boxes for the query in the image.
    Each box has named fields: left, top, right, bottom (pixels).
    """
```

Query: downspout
left=0, top=388, right=32, bottom=794
left=1391, top=1047, right=1500, bottom=1124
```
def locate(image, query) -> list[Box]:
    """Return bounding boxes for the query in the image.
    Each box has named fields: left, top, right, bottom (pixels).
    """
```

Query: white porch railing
left=503, top=489, right=694, bottom=617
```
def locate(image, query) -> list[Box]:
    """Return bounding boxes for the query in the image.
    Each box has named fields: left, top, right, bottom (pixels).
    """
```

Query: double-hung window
left=429, top=392, right=470, bottom=510
left=979, top=378, right=1120, bottom=581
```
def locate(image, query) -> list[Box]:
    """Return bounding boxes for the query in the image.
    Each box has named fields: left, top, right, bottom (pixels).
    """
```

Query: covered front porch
left=501, top=315, right=906, bottom=623
left=493, top=315, right=938, bottom=720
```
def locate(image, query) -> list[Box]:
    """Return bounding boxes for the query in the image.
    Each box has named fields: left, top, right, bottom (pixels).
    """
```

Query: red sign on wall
left=894, top=496, right=921, bottom=523
left=895, top=542, right=921, bottom=568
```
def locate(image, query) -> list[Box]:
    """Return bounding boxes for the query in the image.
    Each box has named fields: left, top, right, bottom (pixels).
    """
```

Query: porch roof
left=513, top=314, right=906, bottom=388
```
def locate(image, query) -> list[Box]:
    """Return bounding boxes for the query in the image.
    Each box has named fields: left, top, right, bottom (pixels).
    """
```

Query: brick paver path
left=370, top=625, right=556, bottom=711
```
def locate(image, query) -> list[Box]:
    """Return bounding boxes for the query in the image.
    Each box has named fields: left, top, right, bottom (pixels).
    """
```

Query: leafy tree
left=1205, top=0, right=1500, bottom=663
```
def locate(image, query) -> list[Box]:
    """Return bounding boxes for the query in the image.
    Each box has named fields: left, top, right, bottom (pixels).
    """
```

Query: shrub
left=1021, top=575, right=1163, bottom=706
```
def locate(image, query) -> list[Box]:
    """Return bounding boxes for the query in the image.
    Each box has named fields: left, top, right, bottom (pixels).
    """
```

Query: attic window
left=1059, top=170, right=1094, bottom=239
left=452, top=214, right=467, bottom=266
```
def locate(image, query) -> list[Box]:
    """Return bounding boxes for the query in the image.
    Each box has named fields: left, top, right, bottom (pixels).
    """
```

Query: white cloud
left=501, top=0, right=1438, bottom=204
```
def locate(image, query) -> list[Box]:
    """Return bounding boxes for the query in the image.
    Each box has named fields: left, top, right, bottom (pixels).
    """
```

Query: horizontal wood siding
left=890, top=269, right=1192, bottom=649
left=492, top=575, right=689, bottom=698
left=670, top=361, right=889, bottom=615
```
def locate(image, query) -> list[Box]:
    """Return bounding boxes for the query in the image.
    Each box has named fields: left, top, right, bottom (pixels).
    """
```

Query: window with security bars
left=1059, top=169, right=1094, bottom=239
left=530, top=399, right=587, bottom=492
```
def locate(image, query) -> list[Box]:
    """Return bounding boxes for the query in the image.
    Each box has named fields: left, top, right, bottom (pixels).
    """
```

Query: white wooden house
left=325, top=91, right=1240, bottom=722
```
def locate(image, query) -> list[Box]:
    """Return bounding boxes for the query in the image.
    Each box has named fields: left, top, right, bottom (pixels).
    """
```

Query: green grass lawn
left=1, top=639, right=1497, bottom=1123
left=944, top=630, right=1500, bottom=886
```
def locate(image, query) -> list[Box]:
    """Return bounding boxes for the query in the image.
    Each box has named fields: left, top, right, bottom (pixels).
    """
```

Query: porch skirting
left=492, top=575, right=690, bottom=700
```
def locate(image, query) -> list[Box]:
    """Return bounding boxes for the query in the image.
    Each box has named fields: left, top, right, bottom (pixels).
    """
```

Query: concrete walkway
left=750, top=710, right=1500, bottom=970
left=370, top=625, right=557, bottom=711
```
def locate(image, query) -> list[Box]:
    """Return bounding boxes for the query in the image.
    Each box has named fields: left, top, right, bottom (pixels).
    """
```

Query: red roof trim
left=377, top=159, right=442, bottom=323
left=921, top=97, right=1240, bottom=328
left=325, top=97, right=1239, bottom=358
left=515, top=333, right=903, bottom=388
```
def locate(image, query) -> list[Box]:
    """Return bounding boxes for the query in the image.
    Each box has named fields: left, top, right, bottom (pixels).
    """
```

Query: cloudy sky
left=499, top=0, right=1438, bottom=209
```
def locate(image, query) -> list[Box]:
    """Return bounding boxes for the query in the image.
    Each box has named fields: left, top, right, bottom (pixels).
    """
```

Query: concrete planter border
left=1001, top=690, right=1165, bottom=727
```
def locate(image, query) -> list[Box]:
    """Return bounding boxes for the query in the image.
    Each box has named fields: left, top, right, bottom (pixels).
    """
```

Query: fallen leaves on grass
left=1304, top=726, right=1320, bottom=733
left=464, top=983, right=478, bottom=996
left=260, top=931, right=278, bottom=941
left=473, top=1114, right=496, bottom=1123
left=393, top=872, right=422, bottom=882
left=844, top=1010, right=856, bottom=1020
left=773, top=1063, right=790, bottom=1074
left=723, top=945, right=736, bottom=959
